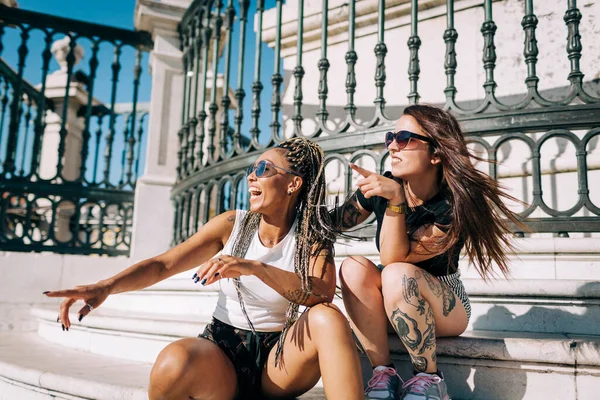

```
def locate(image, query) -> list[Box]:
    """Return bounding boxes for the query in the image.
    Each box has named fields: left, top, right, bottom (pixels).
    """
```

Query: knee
left=307, top=303, right=351, bottom=333
left=149, top=339, right=195, bottom=393
left=381, top=262, right=421, bottom=302
left=339, top=256, right=380, bottom=291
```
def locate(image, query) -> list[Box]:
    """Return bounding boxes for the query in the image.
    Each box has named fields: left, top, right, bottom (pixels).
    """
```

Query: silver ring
left=85, top=303, right=94, bottom=311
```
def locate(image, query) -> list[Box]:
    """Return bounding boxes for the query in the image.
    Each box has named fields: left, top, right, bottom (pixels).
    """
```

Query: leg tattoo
left=441, top=283, right=456, bottom=317
left=422, top=270, right=456, bottom=317
left=410, top=354, right=428, bottom=372
left=422, top=270, right=442, bottom=297
left=391, top=270, right=440, bottom=373
left=390, top=308, right=422, bottom=352
left=403, top=275, right=426, bottom=315
left=418, top=307, right=435, bottom=355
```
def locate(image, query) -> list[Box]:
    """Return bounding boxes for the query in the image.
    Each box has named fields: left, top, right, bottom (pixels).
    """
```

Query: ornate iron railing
left=172, top=0, right=600, bottom=244
left=0, top=5, right=152, bottom=256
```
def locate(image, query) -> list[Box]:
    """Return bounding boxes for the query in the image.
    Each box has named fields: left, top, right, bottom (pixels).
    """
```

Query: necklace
left=258, top=226, right=289, bottom=246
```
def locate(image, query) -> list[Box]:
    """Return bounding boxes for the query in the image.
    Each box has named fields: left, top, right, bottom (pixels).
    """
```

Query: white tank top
left=212, top=209, right=297, bottom=332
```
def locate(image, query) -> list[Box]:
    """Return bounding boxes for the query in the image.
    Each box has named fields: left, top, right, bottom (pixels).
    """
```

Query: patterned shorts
left=199, top=318, right=281, bottom=400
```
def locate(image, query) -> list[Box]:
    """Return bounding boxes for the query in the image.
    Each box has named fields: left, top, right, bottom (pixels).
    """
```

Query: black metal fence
left=171, top=0, right=599, bottom=243
left=0, top=5, right=152, bottom=255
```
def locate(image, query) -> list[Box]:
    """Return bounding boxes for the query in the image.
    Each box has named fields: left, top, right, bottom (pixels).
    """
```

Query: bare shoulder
left=215, top=210, right=237, bottom=244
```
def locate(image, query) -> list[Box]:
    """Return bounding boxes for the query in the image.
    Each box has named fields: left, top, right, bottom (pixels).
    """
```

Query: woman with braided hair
left=44, top=137, right=364, bottom=400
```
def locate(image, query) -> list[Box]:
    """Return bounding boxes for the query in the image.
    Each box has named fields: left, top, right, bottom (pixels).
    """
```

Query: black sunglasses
left=247, top=160, right=300, bottom=178
left=385, top=130, right=434, bottom=149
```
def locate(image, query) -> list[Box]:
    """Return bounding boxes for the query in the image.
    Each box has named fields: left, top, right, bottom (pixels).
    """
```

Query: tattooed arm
left=330, top=192, right=373, bottom=231
left=379, top=214, right=450, bottom=266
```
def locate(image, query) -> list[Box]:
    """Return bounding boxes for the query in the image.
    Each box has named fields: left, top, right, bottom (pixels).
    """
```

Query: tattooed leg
left=385, top=268, right=438, bottom=373
left=422, top=270, right=457, bottom=317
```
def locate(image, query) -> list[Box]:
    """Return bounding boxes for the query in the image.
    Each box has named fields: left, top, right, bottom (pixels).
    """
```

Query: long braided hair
left=229, top=137, right=337, bottom=365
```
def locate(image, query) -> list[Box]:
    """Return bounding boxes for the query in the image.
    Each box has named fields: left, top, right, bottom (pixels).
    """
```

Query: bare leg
left=381, top=262, right=468, bottom=374
left=261, top=303, right=364, bottom=400
left=339, top=256, right=390, bottom=367
left=148, top=337, right=237, bottom=400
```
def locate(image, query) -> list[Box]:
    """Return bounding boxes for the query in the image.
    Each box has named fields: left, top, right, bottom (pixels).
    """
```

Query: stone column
left=37, top=37, right=95, bottom=242
left=38, top=37, right=89, bottom=182
left=131, top=0, right=190, bottom=261
left=0, top=0, right=18, bottom=7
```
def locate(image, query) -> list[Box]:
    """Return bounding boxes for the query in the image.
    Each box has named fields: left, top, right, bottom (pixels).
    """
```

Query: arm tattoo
left=390, top=308, right=422, bottom=352
left=227, top=214, right=235, bottom=222
left=341, top=194, right=362, bottom=229
left=283, top=289, right=312, bottom=305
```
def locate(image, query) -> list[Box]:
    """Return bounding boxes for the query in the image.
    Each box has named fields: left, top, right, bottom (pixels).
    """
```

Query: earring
left=287, top=190, right=293, bottom=196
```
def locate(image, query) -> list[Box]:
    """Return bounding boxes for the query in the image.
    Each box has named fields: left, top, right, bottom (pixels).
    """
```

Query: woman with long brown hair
left=44, top=137, right=364, bottom=400
left=336, top=104, right=524, bottom=400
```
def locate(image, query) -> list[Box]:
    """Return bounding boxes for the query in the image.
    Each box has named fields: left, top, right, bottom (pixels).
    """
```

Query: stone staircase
left=1, top=237, right=599, bottom=399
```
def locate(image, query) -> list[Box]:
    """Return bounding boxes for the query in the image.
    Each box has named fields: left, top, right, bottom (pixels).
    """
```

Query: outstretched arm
left=44, top=210, right=237, bottom=327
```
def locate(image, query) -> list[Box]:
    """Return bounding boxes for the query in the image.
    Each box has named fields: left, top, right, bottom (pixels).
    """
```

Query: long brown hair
left=229, top=137, right=336, bottom=365
left=403, top=104, right=527, bottom=279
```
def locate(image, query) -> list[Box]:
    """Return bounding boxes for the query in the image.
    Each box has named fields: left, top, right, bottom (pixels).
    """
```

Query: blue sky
left=2, top=0, right=279, bottom=183
left=4, top=0, right=278, bottom=129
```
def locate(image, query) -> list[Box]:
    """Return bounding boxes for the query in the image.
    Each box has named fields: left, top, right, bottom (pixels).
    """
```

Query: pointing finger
left=349, top=163, right=375, bottom=178
left=43, top=289, right=85, bottom=299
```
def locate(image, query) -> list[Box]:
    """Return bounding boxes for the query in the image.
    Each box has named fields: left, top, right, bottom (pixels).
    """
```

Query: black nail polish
left=43, top=291, right=50, bottom=295
left=62, top=324, right=65, bottom=331
left=56, top=316, right=60, bottom=323
left=192, top=273, right=197, bottom=280
left=66, top=326, right=69, bottom=331
left=214, top=272, right=220, bottom=277
left=200, top=278, right=207, bottom=285
left=78, top=314, right=83, bottom=322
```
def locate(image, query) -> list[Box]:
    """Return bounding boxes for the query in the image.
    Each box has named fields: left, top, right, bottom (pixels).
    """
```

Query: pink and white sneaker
left=365, top=366, right=402, bottom=400
left=401, top=372, right=451, bottom=400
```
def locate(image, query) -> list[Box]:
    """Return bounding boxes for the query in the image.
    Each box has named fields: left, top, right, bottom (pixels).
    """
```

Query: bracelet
left=387, top=202, right=407, bottom=214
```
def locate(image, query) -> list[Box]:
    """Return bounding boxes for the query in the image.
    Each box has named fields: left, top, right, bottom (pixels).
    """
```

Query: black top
left=355, top=172, right=464, bottom=277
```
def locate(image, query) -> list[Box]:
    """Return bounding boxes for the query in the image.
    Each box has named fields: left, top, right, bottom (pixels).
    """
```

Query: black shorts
left=199, top=318, right=281, bottom=400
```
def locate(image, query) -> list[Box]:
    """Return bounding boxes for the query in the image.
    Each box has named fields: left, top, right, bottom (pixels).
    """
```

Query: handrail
left=0, top=4, right=153, bottom=50
left=0, top=57, right=54, bottom=111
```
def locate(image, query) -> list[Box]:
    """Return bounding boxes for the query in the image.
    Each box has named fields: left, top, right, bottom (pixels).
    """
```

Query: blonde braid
left=229, top=137, right=337, bottom=367
left=272, top=138, right=337, bottom=365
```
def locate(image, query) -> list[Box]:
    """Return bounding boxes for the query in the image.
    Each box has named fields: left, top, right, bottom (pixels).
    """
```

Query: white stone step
left=32, top=304, right=600, bottom=399
left=32, top=306, right=210, bottom=363
left=0, top=333, right=149, bottom=400
left=385, top=330, right=600, bottom=400
left=97, top=278, right=600, bottom=336
left=0, top=333, right=325, bottom=400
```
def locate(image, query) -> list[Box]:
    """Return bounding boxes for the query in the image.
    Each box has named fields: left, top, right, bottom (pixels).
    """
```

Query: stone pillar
left=131, top=0, right=190, bottom=261
left=37, top=37, right=95, bottom=242
left=0, top=0, right=18, bottom=7
left=38, top=36, right=88, bottom=182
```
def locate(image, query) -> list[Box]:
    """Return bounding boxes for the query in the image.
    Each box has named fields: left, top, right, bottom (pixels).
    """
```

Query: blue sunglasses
left=247, top=160, right=300, bottom=178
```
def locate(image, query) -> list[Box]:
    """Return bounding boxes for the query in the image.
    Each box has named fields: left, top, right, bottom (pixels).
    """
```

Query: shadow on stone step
left=452, top=281, right=600, bottom=400
left=472, top=281, right=600, bottom=336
